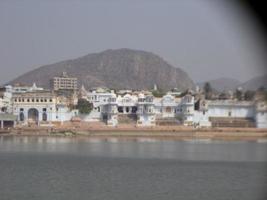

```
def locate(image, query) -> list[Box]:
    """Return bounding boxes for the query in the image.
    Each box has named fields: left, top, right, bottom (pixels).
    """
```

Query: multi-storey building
left=136, top=94, right=155, bottom=126
left=0, top=85, right=13, bottom=113
left=105, top=93, right=118, bottom=126
left=52, top=72, right=78, bottom=91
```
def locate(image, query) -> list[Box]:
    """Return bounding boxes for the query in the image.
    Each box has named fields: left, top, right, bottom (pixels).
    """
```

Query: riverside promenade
left=1, top=121, right=267, bottom=141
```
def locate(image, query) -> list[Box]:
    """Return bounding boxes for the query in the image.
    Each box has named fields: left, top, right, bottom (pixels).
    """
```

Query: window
left=19, top=112, right=24, bottom=122
left=118, top=107, right=123, bottom=113
left=42, top=113, right=47, bottom=121
left=166, top=107, right=171, bottom=113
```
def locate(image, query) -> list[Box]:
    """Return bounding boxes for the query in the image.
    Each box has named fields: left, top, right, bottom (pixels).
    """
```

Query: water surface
left=0, top=136, right=266, bottom=200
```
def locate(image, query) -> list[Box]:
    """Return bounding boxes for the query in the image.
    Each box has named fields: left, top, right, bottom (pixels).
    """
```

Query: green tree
left=218, top=92, right=228, bottom=100
left=203, top=82, right=212, bottom=99
left=76, top=99, right=92, bottom=114
left=257, top=86, right=265, bottom=92
left=244, top=90, right=255, bottom=101
left=235, top=89, right=243, bottom=101
left=151, top=89, right=165, bottom=97
left=178, top=89, right=189, bottom=97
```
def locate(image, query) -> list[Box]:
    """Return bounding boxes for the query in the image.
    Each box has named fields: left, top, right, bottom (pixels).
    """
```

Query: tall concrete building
left=52, top=72, right=78, bottom=91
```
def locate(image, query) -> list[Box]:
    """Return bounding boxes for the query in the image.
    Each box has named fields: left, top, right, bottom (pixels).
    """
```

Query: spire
left=32, top=82, right=37, bottom=90
left=79, top=84, right=88, bottom=98
left=153, top=83, right=158, bottom=91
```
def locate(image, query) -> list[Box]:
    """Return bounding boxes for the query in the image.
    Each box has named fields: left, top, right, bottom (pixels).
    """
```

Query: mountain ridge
left=197, top=78, right=242, bottom=92
left=9, top=48, right=195, bottom=91
left=197, top=74, right=267, bottom=91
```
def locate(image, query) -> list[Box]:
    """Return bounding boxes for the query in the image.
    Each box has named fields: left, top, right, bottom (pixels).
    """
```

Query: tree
left=244, top=90, right=255, bottom=101
left=257, top=86, right=265, bottom=92
left=203, top=82, right=212, bottom=99
left=218, top=92, right=228, bottom=100
left=151, top=88, right=165, bottom=97
left=235, top=89, right=243, bottom=101
left=178, top=89, right=189, bottom=97
left=76, top=99, right=92, bottom=114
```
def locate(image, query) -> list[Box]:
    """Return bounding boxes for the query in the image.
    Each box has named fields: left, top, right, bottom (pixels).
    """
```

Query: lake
left=0, top=136, right=267, bottom=200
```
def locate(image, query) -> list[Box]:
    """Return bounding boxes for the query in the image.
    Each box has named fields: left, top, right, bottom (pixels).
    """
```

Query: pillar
left=0, top=120, right=3, bottom=129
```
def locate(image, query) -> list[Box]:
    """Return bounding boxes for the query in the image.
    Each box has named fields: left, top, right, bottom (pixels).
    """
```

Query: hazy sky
left=0, top=0, right=266, bottom=85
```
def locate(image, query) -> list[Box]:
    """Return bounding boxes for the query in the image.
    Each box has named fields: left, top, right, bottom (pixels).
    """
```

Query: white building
left=0, top=85, right=13, bottom=113
left=12, top=91, right=77, bottom=126
left=193, top=99, right=267, bottom=128
left=11, top=83, right=44, bottom=93
left=180, top=95, right=195, bottom=125
left=255, top=101, right=267, bottom=128
left=117, top=94, right=138, bottom=114
left=154, top=94, right=177, bottom=118
left=105, top=93, right=118, bottom=126
left=136, top=94, right=155, bottom=126
left=84, top=90, right=116, bottom=121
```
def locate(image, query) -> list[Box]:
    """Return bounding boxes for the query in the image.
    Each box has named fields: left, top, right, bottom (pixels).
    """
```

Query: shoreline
left=1, top=125, right=267, bottom=141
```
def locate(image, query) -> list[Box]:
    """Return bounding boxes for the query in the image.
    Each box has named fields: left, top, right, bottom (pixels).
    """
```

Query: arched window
left=42, top=112, right=47, bottom=121
left=19, top=112, right=24, bottom=121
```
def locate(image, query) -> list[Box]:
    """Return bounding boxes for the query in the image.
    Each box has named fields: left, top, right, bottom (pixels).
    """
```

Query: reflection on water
left=1, top=135, right=267, bottom=162
left=0, top=135, right=267, bottom=200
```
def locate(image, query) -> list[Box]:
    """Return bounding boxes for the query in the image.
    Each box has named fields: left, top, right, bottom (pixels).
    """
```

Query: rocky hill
left=240, top=74, right=267, bottom=90
left=197, top=74, right=267, bottom=92
left=9, top=49, right=194, bottom=91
